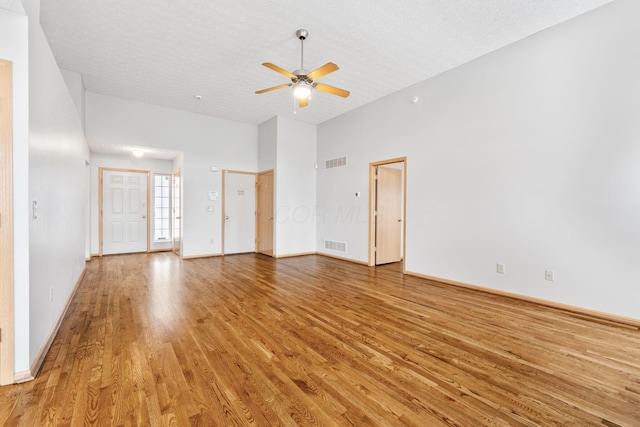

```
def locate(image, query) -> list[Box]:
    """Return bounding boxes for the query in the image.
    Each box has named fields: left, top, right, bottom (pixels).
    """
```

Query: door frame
left=98, top=167, right=151, bottom=256
left=368, top=157, right=407, bottom=270
left=221, top=170, right=257, bottom=255
left=172, top=169, right=181, bottom=256
left=0, top=59, right=14, bottom=385
left=256, top=169, right=275, bottom=256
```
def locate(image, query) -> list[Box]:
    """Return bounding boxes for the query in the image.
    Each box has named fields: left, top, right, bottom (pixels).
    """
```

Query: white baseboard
left=180, top=253, right=222, bottom=260
left=13, top=370, right=33, bottom=384
left=23, top=265, right=87, bottom=382
left=274, top=251, right=316, bottom=259
left=405, top=270, right=640, bottom=329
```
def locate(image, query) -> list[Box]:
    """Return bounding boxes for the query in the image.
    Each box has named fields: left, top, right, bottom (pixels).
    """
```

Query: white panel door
left=102, top=170, right=148, bottom=255
left=224, top=171, right=256, bottom=254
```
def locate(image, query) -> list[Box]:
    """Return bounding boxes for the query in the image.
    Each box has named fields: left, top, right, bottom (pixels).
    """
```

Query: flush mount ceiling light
left=255, top=29, right=350, bottom=108
left=132, top=149, right=144, bottom=157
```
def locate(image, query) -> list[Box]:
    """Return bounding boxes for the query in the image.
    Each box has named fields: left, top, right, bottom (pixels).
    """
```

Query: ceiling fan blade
left=298, top=97, right=309, bottom=108
left=307, top=62, right=339, bottom=80
left=314, top=83, right=350, bottom=98
left=262, top=63, right=296, bottom=79
left=255, top=83, right=292, bottom=94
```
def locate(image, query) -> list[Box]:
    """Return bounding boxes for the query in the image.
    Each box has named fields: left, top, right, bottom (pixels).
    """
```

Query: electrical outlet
left=497, top=263, right=505, bottom=274
left=545, top=270, right=554, bottom=281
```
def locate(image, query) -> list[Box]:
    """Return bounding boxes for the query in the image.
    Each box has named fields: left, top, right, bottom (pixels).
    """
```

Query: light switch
left=206, top=205, right=214, bottom=212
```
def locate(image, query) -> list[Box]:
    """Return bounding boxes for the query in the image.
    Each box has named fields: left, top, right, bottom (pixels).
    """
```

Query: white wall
left=0, top=7, right=30, bottom=374
left=60, top=69, right=85, bottom=132
left=90, top=153, right=174, bottom=254
left=275, top=117, right=317, bottom=256
left=316, top=128, right=370, bottom=260
left=181, top=153, right=223, bottom=256
left=59, top=68, right=89, bottom=259
left=317, top=0, right=640, bottom=320
left=25, top=4, right=90, bottom=370
left=85, top=93, right=258, bottom=257
left=257, top=116, right=317, bottom=256
left=258, top=117, right=277, bottom=172
left=257, top=117, right=277, bottom=255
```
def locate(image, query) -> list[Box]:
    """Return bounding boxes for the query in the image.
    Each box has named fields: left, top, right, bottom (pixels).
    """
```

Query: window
left=154, top=174, right=171, bottom=241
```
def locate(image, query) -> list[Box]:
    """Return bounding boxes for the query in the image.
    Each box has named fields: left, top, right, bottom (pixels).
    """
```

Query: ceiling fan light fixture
left=256, top=29, right=349, bottom=107
left=292, top=82, right=312, bottom=99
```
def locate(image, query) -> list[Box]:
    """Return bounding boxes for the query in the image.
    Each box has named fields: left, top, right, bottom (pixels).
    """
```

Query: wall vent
left=325, top=156, right=348, bottom=169
left=324, top=240, right=347, bottom=253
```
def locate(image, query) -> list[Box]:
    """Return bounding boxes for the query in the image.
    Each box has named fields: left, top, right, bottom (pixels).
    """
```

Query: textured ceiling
left=0, top=0, right=25, bottom=13
left=40, top=0, right=613, bottom=127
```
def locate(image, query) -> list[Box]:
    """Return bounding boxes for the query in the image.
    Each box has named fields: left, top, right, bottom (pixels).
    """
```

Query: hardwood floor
left=1, top=253, right=638, bottom=426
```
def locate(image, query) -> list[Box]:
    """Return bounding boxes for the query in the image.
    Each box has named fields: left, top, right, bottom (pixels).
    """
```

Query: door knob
left=142, top=215, right=147, bottom=219
left=225, top=216, right=230, bottom=220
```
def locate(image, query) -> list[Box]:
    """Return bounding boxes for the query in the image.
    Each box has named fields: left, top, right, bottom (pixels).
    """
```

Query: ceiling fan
left=255, top=29, right=350, bottom=108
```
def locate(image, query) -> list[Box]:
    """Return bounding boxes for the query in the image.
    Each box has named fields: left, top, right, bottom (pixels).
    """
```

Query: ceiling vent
left=325, top=156, right=348, bottom=169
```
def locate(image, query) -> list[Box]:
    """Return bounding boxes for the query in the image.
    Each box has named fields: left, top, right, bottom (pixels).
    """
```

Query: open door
left=256, top=170, right=274, bottom=256
left=369, top=158, right=406, bottom=267
left=375, top=166, right=402, bottom=264
left=172, top=169, right=181, bottom=256
left=0, top=59, right=14, bottom=385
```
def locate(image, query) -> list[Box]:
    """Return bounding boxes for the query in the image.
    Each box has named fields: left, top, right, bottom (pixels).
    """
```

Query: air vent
left=325, top=156, right=348, bottom=169
left=324, top=240, right=347, bottom=253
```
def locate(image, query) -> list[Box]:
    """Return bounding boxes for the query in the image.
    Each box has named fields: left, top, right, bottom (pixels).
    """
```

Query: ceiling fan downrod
left=296, top=29, right=308, bottom=71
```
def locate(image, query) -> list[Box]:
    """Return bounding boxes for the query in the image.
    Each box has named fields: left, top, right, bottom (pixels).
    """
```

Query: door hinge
left=374, top=211, right=378, bottom=216
left=373, top=247, right=377, bottom=252
left=0, top=327, right=2, bottom=342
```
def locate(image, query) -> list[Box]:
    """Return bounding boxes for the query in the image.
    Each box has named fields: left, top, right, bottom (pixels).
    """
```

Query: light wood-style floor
left=1, top=253, right=638, bottom=426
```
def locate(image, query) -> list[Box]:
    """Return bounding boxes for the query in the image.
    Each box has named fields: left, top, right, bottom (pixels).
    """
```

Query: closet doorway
left=369, top=158, right=407, bottom=268
left=256, top=170, right=274, bottom=256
